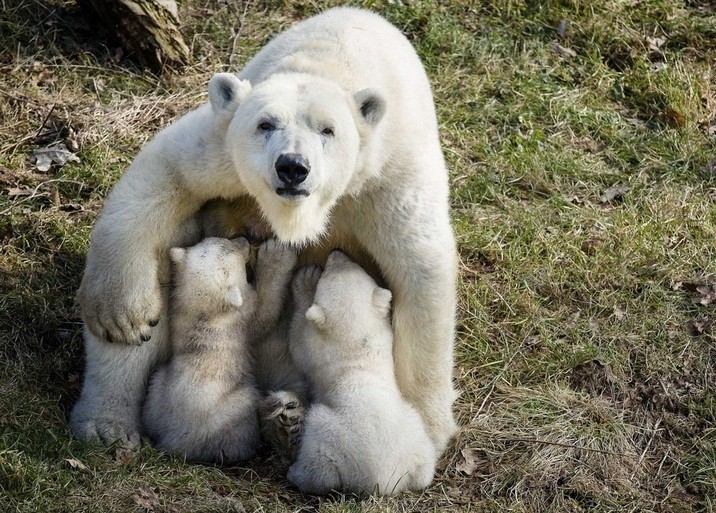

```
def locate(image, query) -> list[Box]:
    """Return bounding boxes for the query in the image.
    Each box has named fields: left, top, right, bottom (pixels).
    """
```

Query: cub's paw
left=291, top=265, right=322, bottom=302
left=257, top=239, right=298, bottom=275
left=258, top=390, right=305, bottom=460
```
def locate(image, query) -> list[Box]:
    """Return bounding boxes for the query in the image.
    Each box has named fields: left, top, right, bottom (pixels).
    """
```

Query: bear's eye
left=258, top=121, right=275, bottom=131
left=321, top=126, right=335, bottom=136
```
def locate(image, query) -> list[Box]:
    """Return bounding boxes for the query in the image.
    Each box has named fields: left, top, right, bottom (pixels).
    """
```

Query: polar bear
left=70, top=7, right=458, bottom=456
left=141, top=237, right=297, bottom=463
left=141, top=237, right=258, bottom=463
left=286, top=251, right=437, bottom=495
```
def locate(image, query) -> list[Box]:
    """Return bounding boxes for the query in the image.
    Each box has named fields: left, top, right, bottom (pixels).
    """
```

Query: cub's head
left=306, top=251, right=393, bottom=349
left=169, top=237, right=252, bottom=315
left=208, top=72, right=386, bottom=245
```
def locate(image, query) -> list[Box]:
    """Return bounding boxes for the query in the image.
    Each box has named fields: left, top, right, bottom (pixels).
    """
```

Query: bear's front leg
left=70, top=315, right=171, bottom=448
left=350, top=187, right=459, bottom=454
left=71, top=103, right=248, bottom=446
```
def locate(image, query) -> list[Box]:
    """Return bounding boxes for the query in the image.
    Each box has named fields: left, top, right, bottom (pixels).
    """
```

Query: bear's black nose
left=275, top=153, right=310, bottom=187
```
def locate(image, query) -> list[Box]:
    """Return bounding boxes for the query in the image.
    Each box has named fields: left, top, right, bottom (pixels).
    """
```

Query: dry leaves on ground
left=29, top=142, right=79, bottom=172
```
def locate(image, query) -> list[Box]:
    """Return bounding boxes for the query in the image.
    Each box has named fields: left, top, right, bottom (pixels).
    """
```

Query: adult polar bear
left=70, top=7, right=459, bottom=454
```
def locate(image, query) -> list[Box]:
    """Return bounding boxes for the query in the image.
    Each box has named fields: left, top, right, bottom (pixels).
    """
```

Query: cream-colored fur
left=286, top=252, right=437, bottom=495
left=142, top=237, right=297, bottom=463
left=71, top=7, right=458, bottom=455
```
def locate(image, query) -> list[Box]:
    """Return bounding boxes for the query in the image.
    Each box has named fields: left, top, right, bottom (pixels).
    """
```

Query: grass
left=1, top=0, right=715, bottom=511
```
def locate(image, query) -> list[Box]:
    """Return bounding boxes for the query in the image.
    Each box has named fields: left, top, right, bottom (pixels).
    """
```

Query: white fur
left=287, top=252, right=437, bottom=495
left=71, top=7, right=458, bottom=455
left=142, top=237, right=260, bottom=463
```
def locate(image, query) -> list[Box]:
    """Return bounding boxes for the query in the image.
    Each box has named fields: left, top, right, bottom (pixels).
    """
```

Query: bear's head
left=301, top=250, right=393, bottom=367
left=208, top=72, right=386, bottom=245
left=169, top=236, right=252, bottom=316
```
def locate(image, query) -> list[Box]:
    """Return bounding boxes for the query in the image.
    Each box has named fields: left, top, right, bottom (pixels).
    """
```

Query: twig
left=3, top=103, right=57, bottom=158
left=34, top=103, right=56, bottom=140
left=632, top=418, right=661, bottom=480
left=42, top=63, right=159, bottom=87
left=228, top=0, right=253, bottom=67
left=473, top=342, right=522, bottom=422
left=501, top=437, right=628, bottom=457
left=0, top=178, right=85, bottom=216
left=0, top=89, right=37, bottom=105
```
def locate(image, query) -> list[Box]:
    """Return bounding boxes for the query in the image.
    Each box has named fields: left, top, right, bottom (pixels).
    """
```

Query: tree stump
left=81, top=0, right=190, bottom=72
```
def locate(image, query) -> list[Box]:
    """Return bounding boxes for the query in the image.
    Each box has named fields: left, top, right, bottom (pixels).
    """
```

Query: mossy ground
left=1, top=1, right=714, bottom=511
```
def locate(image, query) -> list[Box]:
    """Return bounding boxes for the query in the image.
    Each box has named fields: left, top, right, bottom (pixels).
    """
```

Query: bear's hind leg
left=287, top=445, right=342, bottom=495
left=70, top=315, right=170, bottom=448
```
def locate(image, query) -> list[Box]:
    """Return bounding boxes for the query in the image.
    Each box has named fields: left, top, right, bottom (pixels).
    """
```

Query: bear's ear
left=169, top=247, right=186, bottom=264
left=373, top=286, right=392, bottom=316
left=224, top=285, right=244, bottom=309
left=208, top=73, right=251, bottom=115
left=230, top=237, right=251, bottom=259
left=305, top=304, right=327, bottom=328
left=353, top=88, right=387, bottom=126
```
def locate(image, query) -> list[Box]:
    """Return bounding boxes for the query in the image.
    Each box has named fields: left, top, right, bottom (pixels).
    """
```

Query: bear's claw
left=259, top=390, right=305, bottom=460
left=71, top=417, right=142, bottom=451
left=257, top=239, right=298, bottom=275
left=291, top=265, right=322, bottom=300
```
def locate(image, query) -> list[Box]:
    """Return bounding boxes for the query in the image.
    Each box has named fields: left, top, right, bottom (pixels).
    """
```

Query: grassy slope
left=1, top=0, right=715, bottom=511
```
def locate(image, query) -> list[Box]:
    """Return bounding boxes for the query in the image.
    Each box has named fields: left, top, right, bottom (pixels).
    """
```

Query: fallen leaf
left=581, top=238, right=602, bottom=255
left=133, top=486, right=160, bottom=512
left=701, top=159, right=716, bottom=178
left=29, top=143, right=80, bottom=172
left=114, top=446, right=136, bottom=465
left=32, top=68, right=55, bottom=87
left=6, top=186, right=33, bottom=197
left=113, top=47, right=125, bottom=64
left=600, top=185, right=629, bottom=203
left=693, top=284, right=716, bottom=306
left=551, top=40, right=577, bottom=58
left=65, top=458, right=88, bottom=470
left=686, top=317, right=714, bottom=336
left=64, top=127, right=80, bottom=152
left=646, top=36, right=667, bottom=52
left=664, top=106, right=686, bottom=128
left=564, top=194, right=584, bottom=204
left=557, top=20, right=570, bottom=39
left=59, top=202, right=84, bottom=212
left=456, top=448, right=478, bottom=475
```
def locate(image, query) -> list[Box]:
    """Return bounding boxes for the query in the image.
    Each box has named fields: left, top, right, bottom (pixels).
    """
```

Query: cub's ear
left=208, top=73, right=251, bottom=115
left=326, top=249, right=352, bottom=267
left=305, top=304, right=327, bottom=328
left=230, top=237, right=251, bottom=259
left=353, top=88, right=387, bottom=126
left=373, top=286, right=392, bottom=315
left=225, top=285, right=244, bottom=309
left=169, top=247, right=186, bottom=264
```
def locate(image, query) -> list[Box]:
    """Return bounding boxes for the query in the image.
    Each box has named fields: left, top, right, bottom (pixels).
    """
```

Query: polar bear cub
left=142, top=237, right=296, bottom=464
left=287, top=251, right=438, bottom=495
